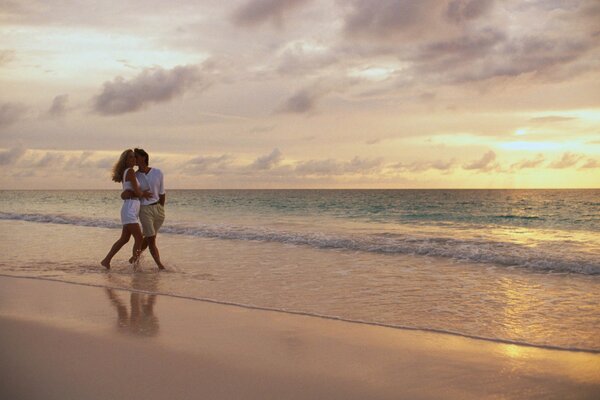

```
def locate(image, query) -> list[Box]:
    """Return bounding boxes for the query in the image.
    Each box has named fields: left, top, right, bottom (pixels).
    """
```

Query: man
left=122, top=148, right=166, bottom=270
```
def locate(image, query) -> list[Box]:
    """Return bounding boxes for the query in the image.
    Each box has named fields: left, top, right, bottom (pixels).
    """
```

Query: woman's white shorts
left=120, top=199, right=140, bottom=225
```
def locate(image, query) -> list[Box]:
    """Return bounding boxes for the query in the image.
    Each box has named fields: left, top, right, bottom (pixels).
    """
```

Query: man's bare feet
left=101, top=259, right=111, bottom=270
left=158, top=264, right=166, bottom=271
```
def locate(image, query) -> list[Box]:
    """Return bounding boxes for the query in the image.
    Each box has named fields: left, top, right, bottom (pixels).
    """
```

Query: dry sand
left=0, top=275, right=599, bottom=399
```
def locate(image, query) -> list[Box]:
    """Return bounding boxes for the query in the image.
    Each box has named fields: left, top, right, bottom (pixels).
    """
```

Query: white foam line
left=2, top=212, right=599, bottom=275
left=1, top=273, right=598, bottom=355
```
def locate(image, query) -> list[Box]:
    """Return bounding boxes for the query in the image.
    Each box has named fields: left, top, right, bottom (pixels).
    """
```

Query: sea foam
left=2, top=211, right=598, bottom=275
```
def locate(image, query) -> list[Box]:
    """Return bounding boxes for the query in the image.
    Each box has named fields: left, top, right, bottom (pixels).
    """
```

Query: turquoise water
left=1, top=189, right=599, bottom=351
left=167, top=189, right=600, bottom=231
left=3, top=189, right=599, bottom=229
left=2, top=189, right=599, bottom=274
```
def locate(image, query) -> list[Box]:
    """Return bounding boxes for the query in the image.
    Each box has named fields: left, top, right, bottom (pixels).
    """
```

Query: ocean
left=1, top=189, right=599, bottom=352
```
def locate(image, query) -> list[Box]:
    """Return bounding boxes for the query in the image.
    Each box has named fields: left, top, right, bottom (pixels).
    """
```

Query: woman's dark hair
left=134, top=148, right=149, bottom=165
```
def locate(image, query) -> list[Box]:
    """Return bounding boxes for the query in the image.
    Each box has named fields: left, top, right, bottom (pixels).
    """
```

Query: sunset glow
left=1, top=0, right=599, bottom=189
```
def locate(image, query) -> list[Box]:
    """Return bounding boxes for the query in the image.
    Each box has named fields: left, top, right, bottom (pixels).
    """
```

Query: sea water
left=1, top=189, right=599, bottom=352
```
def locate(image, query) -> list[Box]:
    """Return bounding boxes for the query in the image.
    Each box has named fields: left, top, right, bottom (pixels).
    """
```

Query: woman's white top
left=122, top=168, right=137, bottom=192
left=120, top=168, right=140, bottom=225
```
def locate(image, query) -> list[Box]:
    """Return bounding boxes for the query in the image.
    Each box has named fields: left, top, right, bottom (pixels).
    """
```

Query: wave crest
left=1, top=211, right=598, bottom=275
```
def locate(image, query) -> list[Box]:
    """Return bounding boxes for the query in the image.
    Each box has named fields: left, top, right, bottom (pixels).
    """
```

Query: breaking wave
left=1, top=211, right=598, bottom=275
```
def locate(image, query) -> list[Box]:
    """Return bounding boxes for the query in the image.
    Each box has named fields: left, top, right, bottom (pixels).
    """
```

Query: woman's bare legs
left=101, top=227, right=131, bottom=269
left=127, top=223, right=144, bottom=270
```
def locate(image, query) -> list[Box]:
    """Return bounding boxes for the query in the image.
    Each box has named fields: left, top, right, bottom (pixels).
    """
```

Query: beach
left=2, top=275, right=599, bottom=400
left=1, top=189, right=600, bottom=398
left=3, top=0, right=599, bottom=395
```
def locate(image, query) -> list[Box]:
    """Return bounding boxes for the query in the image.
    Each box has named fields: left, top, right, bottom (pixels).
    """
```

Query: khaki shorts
left=139, top=204, right=165, bottom=237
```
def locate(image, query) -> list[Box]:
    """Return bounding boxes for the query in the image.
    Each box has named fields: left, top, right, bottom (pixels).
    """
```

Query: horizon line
left=2, top=187, right=599, bottom=191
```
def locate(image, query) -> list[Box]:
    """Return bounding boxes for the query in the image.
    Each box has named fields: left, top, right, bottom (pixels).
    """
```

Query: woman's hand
left=142, top=190, right=152, bottom=199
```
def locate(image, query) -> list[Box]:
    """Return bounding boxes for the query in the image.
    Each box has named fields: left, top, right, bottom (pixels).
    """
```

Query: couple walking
left=101, top=148, right=166, bottom=270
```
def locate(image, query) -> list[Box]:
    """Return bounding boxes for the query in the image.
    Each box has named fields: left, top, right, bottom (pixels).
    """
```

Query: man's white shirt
left=136, top=168, right=165, bottom=206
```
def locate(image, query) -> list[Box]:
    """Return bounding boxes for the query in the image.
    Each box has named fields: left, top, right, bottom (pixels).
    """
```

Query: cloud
left=250, top=148, right=283, bottom=170
left=510, top=154, right=545, bottom=170
left=445, top=0, right=495, bottom=24
left=340, top=0, right=493, bottom=46
left=294, top=159, right=341, bottom=175
left=463, top=150, right=499, bottom=172
left=181, top=152, right=383, bottom=178
left=489, top=36, right=592, bottom=78
left=248, top=125, right=276, bottom=134
left=528, top=116, right=576, bottom=124
left=48, top=94, right=69, bottom=118
left=64, top=152, right=95, bottom=168
left=34, top=152, right=66, bottom=167
left=337, top=0, right=599, bottom=88
left=295, top=156, right=383, bottom=176
left=580, top=158, right=600, bottom=169
left=187, top=154, right=233, bottom=173
left=393, top=159, right=456, bottom=173
left=277, top=78, right=354, bottom=113
left=549, top=152, right=584, bottom=169
left=342, top=0, right=444, bottom=41
left=0, top=50, right=15, bottom=66
left=344, top=156, right=385, bottom=173
left=0, top=0, right=211, bottom=28
left=232, top=0, right=312, bottom=27
left=417, top=28, right=506, bottom=67
left=3, top=149, right=126, bottom=176
left=0, top=144, right=27, bottom=165
left=429, top=159, right=456, bottom=171
left=278, top=89, right=320, bottom=113
left=94, top=157, right=115, bottom=169
left=340, top=0, right=498, bottom=46
left=93, top=65, right=208, bottom=115
left=276, top=41, right=339, bottom=76
left=0, top=102, right=27, bottom=128
left=412, top=29, right=596, bottom=84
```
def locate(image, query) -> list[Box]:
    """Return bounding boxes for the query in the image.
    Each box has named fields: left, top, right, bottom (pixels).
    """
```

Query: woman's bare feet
left=132, top=254, right=142, bottom=272
left=101, top=259, right=111, bottom=270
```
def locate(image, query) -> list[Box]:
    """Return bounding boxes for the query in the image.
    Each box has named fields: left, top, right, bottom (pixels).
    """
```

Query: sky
left=1, top=0, right=599, bottom=189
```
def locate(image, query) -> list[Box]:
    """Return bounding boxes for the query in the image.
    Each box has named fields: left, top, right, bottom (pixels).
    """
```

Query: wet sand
left=0, top=275, right=599, bottom=400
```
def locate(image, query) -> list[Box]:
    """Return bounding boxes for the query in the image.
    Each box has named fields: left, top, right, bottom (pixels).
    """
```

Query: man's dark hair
left=134, top=148, right=149, bottom=165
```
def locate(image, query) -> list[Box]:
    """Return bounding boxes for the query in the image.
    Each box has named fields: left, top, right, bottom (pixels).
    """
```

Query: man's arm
left=121, top=190, right=134, bottom=200
left=158, top=170, right=166, bottom=206
left=121, top=190, right=152, bottom=200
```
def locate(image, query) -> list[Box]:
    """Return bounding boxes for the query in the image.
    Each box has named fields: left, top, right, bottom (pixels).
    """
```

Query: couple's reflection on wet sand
left=105, top=273, right=160, bottom=337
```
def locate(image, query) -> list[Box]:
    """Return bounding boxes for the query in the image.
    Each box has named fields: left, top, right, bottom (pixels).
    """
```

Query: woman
left=101, top=149, right=147, bottom=270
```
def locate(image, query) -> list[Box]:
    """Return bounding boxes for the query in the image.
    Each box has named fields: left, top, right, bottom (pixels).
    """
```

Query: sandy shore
left=0, top=275, right=599, bottom=399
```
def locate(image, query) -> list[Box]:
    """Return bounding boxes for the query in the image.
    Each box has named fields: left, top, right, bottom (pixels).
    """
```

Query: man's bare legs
left=130, top=236, right=165, bottom=270
left=143, top=236, right=165, bottom=270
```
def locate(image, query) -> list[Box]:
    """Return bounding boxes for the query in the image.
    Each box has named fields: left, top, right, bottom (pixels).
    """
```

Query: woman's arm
left=126, top=169, right=143, bottom=198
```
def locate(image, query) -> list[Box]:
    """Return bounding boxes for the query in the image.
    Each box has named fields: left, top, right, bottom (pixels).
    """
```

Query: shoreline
left=1, top=275, right=599, bottom=399
left=3, top=273, right=598, bottom=355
